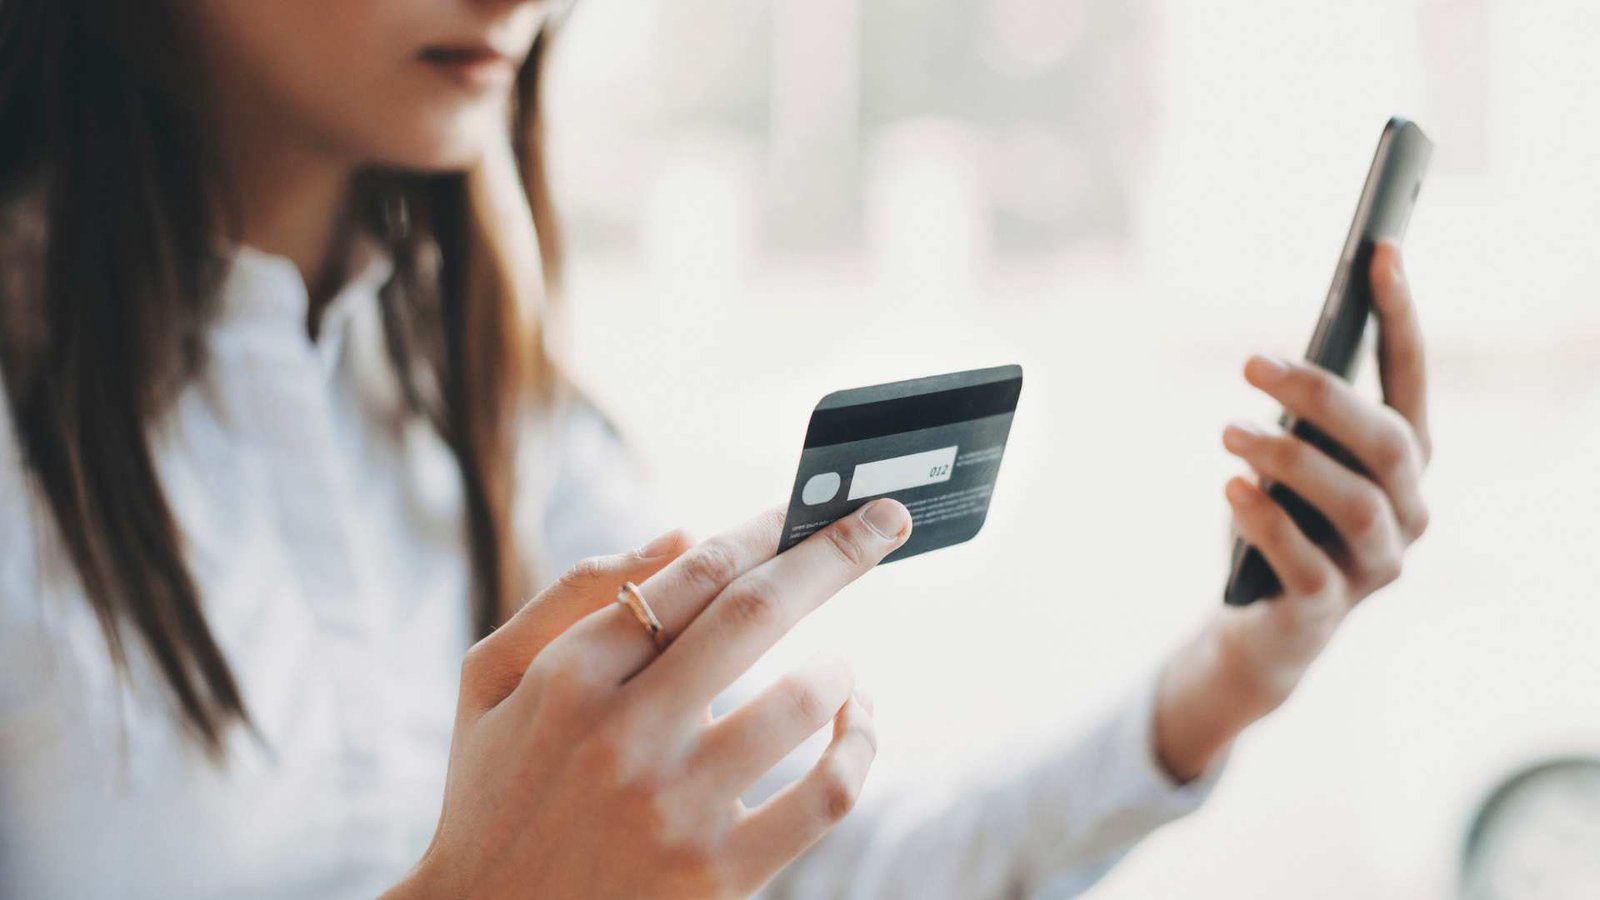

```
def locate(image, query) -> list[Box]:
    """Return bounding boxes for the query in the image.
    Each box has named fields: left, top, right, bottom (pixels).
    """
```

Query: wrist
left=1152, top=622, right=1278, bottom=784
left=1208, top=609, right=1315, bottom=718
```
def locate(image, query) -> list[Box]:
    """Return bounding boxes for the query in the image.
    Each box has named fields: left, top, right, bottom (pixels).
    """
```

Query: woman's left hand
left=1154, top=241, right=1432, bottom=782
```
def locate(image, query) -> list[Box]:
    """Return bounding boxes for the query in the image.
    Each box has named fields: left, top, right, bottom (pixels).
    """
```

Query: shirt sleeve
left=760, top=667, right=1227, bottom=900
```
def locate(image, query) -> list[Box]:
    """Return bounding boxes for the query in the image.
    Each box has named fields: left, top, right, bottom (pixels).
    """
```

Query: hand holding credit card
left=779, top=365, right=1023, bottom=563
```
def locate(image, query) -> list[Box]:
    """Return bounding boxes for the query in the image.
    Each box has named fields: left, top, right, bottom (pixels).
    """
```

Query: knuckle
left=722, top=578, right=782, bottom=632
left=533, top=647, right=602, bottom=701
left=1293, top=565, right=1331, bottom=597
left=642, top=785, right=683, bottom=836
left=1369, top=420, right=1414, bottom=480
left=1298, top=367, right=1336, bottom=416
left=521, top=648, right=564, bottom=694
left=683, top=539, right=742, bottom=590
left=818, top=761, right=860, bottom=822
left=1343, top=488, right=1387, bottom=539
left=821, top=517, right=872, bottom=569
left=574, top=734, right=623, bottom=783
left=575, top=725, right=640, bottom=788
left=778, top=678, right=830, bottom=727
left=1384, top=557, right=1405, bottom=587
left=1267, top=435, right=1304, bottom=472
left=556, top=554, right=613, bottom=592
left=755, top=506, right=789, bottom=540
left=460, top=637, right=521, bottom=704
left=1370, top=548, right=1404, bottom=587
left=667, top=835, right=740, bottom=897
left=1409, top=503, right=1432, bottom=541
left=661, top=840, right=719, bottom=888
left=459, top=638, right=494, bottom=686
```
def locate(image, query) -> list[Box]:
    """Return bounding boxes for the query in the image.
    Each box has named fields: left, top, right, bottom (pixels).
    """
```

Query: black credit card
left=778, top=365, right=1023, bottom=563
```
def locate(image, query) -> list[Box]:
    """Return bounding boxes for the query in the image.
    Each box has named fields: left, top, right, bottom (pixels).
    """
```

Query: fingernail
left=1222, top=420, right=1268, bottom=450
left=638, top=528, right=685, bottom=558
left=861, top=499, right=911, bottom=542
left=1246, top=354, right=1290, bottom=384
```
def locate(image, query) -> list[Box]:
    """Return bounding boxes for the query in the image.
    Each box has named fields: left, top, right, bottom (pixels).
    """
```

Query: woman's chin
left=366, top=139, right=488, bottom=175
left=356, top=109, right=505, bottom=174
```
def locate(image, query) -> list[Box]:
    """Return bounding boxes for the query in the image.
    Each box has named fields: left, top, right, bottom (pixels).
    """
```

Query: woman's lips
left=418, top=44, right=516, bottom=91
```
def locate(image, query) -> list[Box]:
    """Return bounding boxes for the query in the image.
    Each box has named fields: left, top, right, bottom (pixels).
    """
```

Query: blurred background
left=542, top=1, right=1600, bottom=896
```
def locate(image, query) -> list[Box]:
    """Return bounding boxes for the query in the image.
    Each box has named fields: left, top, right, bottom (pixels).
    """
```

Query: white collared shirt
left=0, top=244, right=1219, bottom=899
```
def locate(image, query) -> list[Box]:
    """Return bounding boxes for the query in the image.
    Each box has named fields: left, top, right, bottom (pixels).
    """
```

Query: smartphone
left=1223, top=117, right=1433, bottom=606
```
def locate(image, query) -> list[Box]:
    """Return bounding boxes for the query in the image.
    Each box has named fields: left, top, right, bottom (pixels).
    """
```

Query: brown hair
left=0, top=0, right=562, bottom=755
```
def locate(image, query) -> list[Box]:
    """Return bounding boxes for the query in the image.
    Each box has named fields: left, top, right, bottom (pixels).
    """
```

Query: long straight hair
left=0, top=0, right=563, bottom=756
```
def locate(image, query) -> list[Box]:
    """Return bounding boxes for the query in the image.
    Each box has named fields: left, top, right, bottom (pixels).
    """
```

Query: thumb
left=465, top=529, right=693, bottom=712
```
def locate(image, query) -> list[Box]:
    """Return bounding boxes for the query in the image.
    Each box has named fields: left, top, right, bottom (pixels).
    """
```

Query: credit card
left=778, top=365, right=1023, bottom=563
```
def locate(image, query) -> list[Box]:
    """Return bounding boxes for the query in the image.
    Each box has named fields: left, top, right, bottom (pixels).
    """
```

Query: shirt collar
left=214, top=233, right=396, bottom=372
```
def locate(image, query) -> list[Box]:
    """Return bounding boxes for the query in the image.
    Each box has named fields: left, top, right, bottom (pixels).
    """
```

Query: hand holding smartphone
left=1223, top=118, right=1433, bottom=606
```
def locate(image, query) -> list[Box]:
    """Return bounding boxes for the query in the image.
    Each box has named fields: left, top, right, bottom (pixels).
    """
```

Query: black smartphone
left=1223, top=117, right=1433, bottom=606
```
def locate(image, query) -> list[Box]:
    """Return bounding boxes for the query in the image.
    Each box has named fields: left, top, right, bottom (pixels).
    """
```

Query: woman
left=0, top=0, right=1434, bottom=897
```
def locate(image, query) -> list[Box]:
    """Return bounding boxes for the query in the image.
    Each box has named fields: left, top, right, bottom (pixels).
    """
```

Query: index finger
left=1371, top=241, right=1431, bottom=461
left=537, top=507, right=787, bottom=693
left=463, top=532, right=690, bottom=714
left=625, top=499, right=912, bottom=724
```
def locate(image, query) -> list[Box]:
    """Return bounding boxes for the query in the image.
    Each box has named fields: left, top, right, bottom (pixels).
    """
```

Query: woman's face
left=186, top=0, right=556, bottom=170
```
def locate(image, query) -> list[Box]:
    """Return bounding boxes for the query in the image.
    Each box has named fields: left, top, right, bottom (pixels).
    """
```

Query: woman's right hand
left=389, top=500, right=913, bottom=899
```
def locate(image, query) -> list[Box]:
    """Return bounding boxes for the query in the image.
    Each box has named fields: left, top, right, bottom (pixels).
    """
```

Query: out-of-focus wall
left=545, top=2, right=1600, bottom=896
